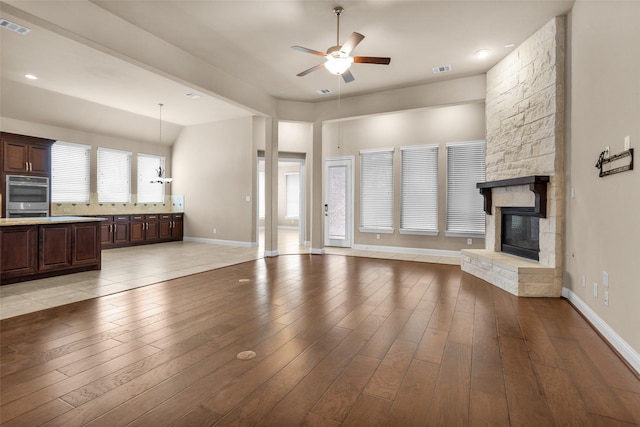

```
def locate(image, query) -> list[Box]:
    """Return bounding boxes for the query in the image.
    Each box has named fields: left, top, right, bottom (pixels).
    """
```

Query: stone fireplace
left=461, top=16, right=565, bottom=297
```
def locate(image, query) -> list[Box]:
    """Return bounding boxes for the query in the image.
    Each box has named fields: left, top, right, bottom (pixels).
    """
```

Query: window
left=360, top=148, right=394, bottom=232
left=400, top=145, right=438, bottom=235
left=285, top=172, right=300, bottom=218
left=97, top=147, right=131, bottom=203
left=259, top=170, right=265, bottom=219
left=446, top=141, right=486, bottom=236
left=137, top=154, right=165, bottom=203
left=51, top=141, right=90, bottom=203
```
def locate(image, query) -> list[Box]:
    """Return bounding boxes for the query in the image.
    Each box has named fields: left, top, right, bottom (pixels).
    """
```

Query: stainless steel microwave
left=5, top=175, right=50, bottom=216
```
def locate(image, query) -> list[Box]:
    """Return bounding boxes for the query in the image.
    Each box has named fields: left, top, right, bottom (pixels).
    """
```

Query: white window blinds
left=446, top=141, right=486, bottom=236
left=285, top=172, right=300, bottom=218
left=258, top=170, right=265, bottom=219
left=137, top=154, right=165, bottom=203
left=360, top=148, right=394, bottom=232
left=51, top=141, right=91, bottom=203
left=400, top=145, right=438, bottom=235
left=97, top=147, right=131, bottom=203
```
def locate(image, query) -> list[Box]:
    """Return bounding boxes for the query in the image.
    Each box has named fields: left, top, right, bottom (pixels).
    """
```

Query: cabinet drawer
left=131, top=215, right=145, bottom=222
left=114, top=215, right=130, bottom=222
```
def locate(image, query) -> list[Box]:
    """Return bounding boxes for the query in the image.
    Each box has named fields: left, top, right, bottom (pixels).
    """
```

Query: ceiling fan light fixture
left=324, top=54, right=354, bottom=75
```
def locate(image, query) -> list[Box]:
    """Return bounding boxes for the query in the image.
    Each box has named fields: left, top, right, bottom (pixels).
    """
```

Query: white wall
left=171, top=117, right=257, bottom=243
left=565, top=2, right=640, bottom=361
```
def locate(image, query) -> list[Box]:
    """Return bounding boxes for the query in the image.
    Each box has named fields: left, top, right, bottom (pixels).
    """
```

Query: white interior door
left=324, top=157, right=353, bottom=248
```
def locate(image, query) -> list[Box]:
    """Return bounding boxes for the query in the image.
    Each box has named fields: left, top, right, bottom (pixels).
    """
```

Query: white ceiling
left=0, top=0, right=575, bottom=145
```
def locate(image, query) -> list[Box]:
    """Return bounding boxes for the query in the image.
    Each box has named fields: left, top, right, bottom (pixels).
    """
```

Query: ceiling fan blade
left=297, top=62, right=326, bottom=77
left=353, top=56, right=391, bottom=65
left=291, top=45, right=327, bottom=57
left=341, top=32, right=364, bottom=55
left=341, top=69, right=355, bottom=83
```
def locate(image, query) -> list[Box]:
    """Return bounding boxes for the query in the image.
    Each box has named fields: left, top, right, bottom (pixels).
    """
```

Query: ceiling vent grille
left=432, top=64, right=452, bottom=74
left=0, top=18, right=31, bottom=35
left=316, top=88, right=332, bottom=95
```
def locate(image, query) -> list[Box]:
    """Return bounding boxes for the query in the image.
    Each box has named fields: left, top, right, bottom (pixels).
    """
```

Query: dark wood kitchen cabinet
left=159, top=213, right=183, bottom=241
left=0, top=225, right=38, bottom=279
left=1, top=132, right=53, bottom=176
left=39, top=224, right=72, bottom=271
left=130, top=214, right=159, bottom=243
left=72, top=222, right=101, bottom=267
left=1, top=219, right=101, bottom=284
left=98, top=215, right=129, bottom=248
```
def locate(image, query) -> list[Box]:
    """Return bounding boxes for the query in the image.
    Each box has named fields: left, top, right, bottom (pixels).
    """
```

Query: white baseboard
left=563, top=287, right=640, bottom=374
left=183, top=237, right=256, bottom=248
left=310, top=248, right=325, bottom=255
left=264, top=250, right=279, bottom=257
left=352, top=244, right=461, bottom=258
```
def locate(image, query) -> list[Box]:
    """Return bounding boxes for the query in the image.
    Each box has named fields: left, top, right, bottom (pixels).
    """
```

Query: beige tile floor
left=0, top=229, right=459, bottom=320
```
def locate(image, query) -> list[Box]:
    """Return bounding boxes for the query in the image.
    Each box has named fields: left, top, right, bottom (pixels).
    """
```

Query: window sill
left=399, top=229, right=439, bottom=236
left=359, top=227, right=394, bottom=234
left=445, top=231, right=485, bottom=238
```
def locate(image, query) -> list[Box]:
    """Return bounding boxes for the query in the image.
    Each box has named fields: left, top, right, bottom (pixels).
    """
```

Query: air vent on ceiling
left=0, top=18, right=31, bottom=35
left=432, top=64, right=452, bottom=74
left=316, top=89, right=332, bottom=95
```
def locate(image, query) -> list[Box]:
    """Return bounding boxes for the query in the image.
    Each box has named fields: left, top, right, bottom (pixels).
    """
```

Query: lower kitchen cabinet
left=131, top=215, right=160, bottom=243
left=0, top=225, right=38, bottom=279
left=96, top=213, right=183, bottom=249
left=159, top=214, right=183, bottom=241
left=39, top=224, right=72, bottom=271
left=1, top=220, right=101, bottom=284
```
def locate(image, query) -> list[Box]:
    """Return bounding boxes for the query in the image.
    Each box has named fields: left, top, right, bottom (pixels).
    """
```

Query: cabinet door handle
left=114, top=224, right=117, bottom=234
left=30, top=162, right=33, bottom=171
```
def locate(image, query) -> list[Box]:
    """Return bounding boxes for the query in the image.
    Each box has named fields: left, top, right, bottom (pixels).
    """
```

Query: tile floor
left=0, top=229, right=460, bottom=320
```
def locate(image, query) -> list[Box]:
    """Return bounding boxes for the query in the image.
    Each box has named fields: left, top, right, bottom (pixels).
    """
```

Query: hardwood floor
left=1, top=255, right=638, bottom=426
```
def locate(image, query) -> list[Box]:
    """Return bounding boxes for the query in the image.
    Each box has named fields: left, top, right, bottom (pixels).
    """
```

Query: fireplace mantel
left=477, top=175, right=550, bottom=218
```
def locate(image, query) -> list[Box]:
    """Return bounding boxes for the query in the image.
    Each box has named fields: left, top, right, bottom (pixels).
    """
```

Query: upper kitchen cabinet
left=1, top=132, right=54, bottom=176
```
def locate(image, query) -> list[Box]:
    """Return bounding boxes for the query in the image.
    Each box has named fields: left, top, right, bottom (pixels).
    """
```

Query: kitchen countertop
left=0, top=216, right=106, bottom=227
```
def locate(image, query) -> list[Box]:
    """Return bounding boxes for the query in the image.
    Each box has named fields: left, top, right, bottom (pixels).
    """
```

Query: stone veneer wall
left=464, top=16, right=565, bottom=296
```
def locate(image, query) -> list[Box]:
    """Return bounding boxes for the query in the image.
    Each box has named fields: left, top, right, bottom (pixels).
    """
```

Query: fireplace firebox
left=501, top=207, right=540, bottom=261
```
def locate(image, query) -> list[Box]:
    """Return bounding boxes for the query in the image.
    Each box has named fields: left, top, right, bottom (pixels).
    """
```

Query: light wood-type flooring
left=1, top=254, right=639, bottom=426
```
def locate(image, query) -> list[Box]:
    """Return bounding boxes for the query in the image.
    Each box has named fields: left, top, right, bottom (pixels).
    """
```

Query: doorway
left=257, top=156, right=306, bottom=254
left=324, top=156, right=354, bottom=248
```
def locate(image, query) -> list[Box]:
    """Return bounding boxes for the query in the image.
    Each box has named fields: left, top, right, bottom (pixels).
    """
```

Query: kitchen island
left=0, top=216, right=104, bottom=284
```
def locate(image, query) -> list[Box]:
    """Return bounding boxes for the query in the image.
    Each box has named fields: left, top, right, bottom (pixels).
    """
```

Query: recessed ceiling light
left=185, top=92, right=201, bottom=99
left=24, top=74, right=38, bottom=80
left=475, top=49, right=490, bottom=59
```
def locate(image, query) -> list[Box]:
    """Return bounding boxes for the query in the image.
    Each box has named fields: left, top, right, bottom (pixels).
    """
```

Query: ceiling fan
left=291, top=6, right=391, bottom=83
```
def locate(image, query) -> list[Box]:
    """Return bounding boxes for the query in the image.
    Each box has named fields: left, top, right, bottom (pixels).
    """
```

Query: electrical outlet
left=467, top=238, right=473, bottom=245
left=213, top=228, right=217, bottom=234
left=581, top=275, right=586, bottom=288
left=624, top=135, right=630, bottom=151
left=602, top=271, right=609, bottom=288
left=604, top=291, right=609, bottom=306
left=571, top=187, right=575, bottom=199
left=593, top=282, right=598, bottom=298
left=376, top=234, right=380, bottom=240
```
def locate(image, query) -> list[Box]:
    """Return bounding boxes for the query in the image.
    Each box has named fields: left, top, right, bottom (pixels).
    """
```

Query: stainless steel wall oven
left=5, top=175, right=50, bottom=217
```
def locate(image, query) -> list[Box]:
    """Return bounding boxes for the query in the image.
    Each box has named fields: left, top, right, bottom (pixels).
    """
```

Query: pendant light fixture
left=151, top=103, right=173, bottom=184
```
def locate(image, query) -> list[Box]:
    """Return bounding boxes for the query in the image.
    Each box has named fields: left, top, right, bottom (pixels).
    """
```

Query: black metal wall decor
left=595, top=148, right=634, bottom=177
